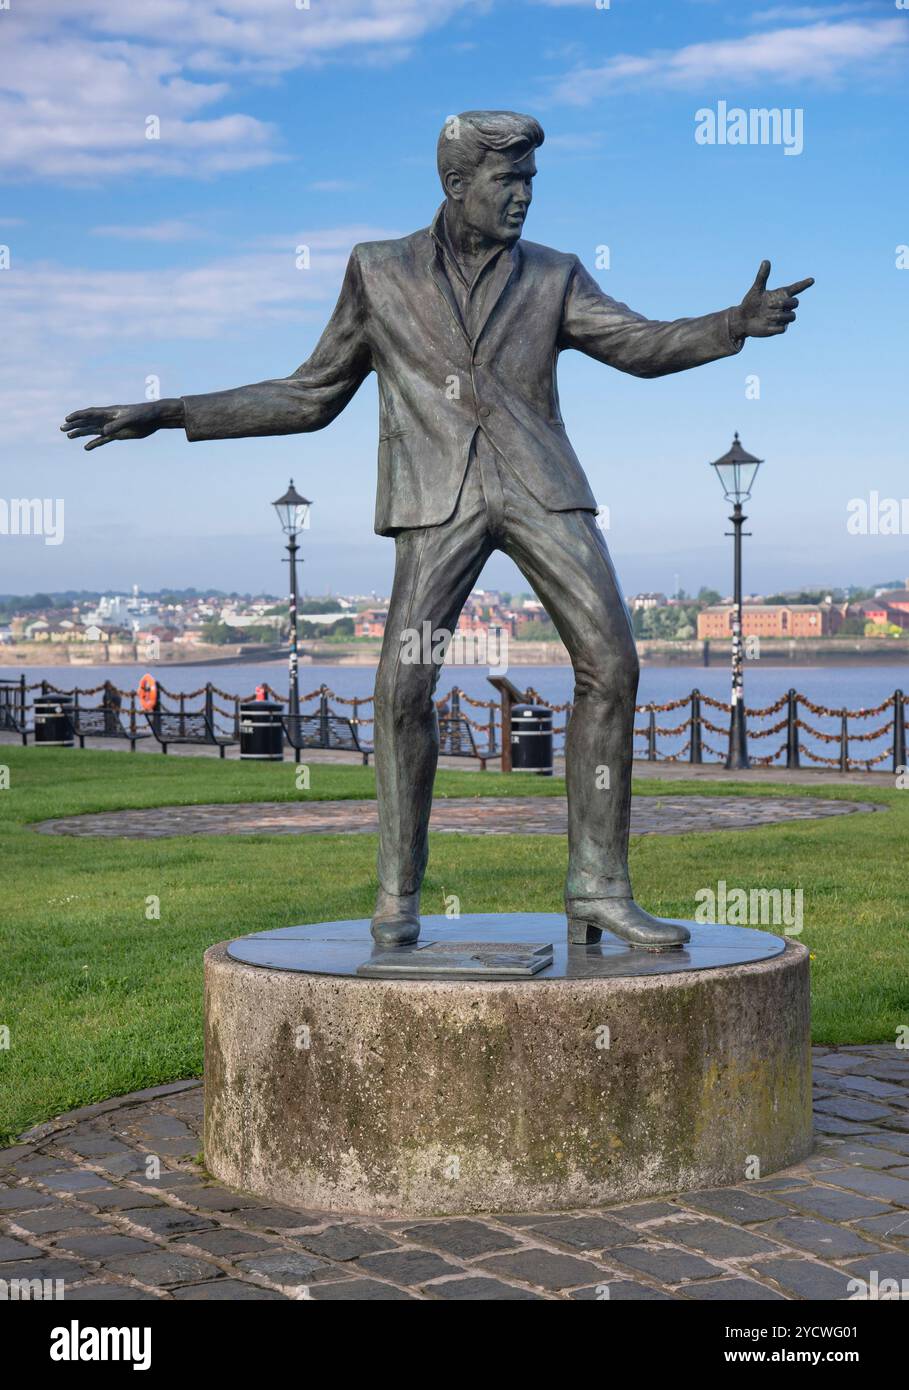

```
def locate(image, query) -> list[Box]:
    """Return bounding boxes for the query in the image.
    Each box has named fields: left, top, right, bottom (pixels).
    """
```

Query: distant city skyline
left=2, top=0, right=907, bottom=596
left=4, top=574, right=909, bottom=611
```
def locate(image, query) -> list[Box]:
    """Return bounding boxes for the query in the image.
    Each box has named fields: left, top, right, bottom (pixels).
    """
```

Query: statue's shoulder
left=352, top=228, right=430, bottom=270
left=518, top=239, right=579, bottom=274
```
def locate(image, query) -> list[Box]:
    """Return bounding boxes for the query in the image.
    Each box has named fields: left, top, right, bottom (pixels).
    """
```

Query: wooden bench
left=144, top=709, right=236, bottom=758
left=68, top=705, right=149, bottom=752
left=438, top=713, right=487, bottom=771
left=0, top=686, right=28, bottom=745
left=282, top=712, right=371, bottom=765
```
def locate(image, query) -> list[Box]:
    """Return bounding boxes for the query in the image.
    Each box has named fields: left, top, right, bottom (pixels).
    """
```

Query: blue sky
left=1, top=0, right=907, bottom=599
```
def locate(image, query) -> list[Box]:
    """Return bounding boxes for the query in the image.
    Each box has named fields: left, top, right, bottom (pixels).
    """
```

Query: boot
left=566, top=896, right=690, bottom=951
left=371, top=887, right=421, bottom=946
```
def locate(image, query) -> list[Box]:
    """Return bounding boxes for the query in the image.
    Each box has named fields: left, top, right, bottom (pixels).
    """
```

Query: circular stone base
left=204, top=918, right=812, bottom=1216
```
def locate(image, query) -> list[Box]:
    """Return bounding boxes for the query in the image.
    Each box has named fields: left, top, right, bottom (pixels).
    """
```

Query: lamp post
left=272, top=480, right=312, bottom=719
left=708, top=433, right=763, bottom=770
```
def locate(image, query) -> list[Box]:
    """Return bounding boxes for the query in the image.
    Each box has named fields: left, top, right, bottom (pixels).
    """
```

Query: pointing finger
left=784, top=277, right=814, bottom=295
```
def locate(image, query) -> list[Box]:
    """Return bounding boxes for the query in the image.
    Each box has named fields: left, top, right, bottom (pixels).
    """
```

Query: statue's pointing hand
left=735, top=260, right=814, bottom=339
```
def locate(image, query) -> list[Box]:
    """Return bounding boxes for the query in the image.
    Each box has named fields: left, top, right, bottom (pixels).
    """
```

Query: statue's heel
left=567, top=915, right=602, bottom=946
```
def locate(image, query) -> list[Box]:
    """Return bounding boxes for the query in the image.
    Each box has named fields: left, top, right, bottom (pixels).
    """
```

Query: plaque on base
left=356, top=940, right=553, bottom=979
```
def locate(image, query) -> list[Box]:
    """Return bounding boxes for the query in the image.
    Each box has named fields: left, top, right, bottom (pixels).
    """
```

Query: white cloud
left=0, top=1, right=480, bottom=180
left=0, top=224, right=395, bottom=442
left=545, top=131, right=606, bottom=151
left=43, top=0, right=480, bottom=70
left=90, top=220, right=208, bottom=242
left=550, top=19, right=908, bottom=103
left=0, top=30, right=279, bottom=180
left=307, top=180, right=361, bottom=193
left=750, top=5, right=868, bottom=23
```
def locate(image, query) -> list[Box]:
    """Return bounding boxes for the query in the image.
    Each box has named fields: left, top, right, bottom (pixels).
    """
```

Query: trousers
left=374, top=429, right=640, bottom=902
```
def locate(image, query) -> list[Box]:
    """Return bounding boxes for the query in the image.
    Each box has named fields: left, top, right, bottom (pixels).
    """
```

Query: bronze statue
left=62, top=111, right=813, bottom=951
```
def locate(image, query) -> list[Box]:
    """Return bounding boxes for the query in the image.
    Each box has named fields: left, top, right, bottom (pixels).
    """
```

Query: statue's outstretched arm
left=61, top=248, right=372, bottom=451
left=559, top=257, right=813, bottom=379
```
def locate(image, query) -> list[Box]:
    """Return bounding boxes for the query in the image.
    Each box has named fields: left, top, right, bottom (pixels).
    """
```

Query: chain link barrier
left=5, top=677, right=904, bottom=773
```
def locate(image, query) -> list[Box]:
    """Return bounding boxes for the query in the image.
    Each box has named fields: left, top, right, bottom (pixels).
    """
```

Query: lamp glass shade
left=709, top=434, right=763, bottom=504
left=272, top=480, right=312, bottom=535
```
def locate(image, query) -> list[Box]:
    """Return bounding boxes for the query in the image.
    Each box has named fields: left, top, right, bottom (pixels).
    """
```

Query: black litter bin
left=510, top=703, right=553, bottom=776
left=34, top=695, right=74, bottom=747
left=239, top=700, right=284, bottom=761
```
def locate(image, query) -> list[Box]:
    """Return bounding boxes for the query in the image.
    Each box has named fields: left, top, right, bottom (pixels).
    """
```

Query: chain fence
left=0, top=675, right=905, bottom=772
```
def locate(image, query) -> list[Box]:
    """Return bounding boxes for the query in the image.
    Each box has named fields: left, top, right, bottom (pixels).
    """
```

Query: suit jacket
left=182, top=207, right=744, bottom=535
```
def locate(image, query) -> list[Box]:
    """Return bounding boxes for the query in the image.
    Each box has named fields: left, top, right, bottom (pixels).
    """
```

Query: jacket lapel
left=473, top=243, right=519, bottom=349
left=423, top=210, right=521, bottom=349
left=429, top=251, right=471, bottom=346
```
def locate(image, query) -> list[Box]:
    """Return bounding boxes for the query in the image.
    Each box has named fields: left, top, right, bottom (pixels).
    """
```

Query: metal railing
left=3, top=676, right=906, bottom=773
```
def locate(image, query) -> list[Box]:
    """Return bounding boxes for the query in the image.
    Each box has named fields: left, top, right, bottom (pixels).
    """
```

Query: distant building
left=873, top=589, right=909, bottom=617
left=355, top=608, right=388, bottom=638
left=629, top=593, right=667, bottom=612
left=847, top=598, right=909, bottom=631
left=85, top=594, right=134, bottom=627
left=297, top=612, right=352, bottom=627
left=697, top=604, right=837, bottom=639
left=177, top=625, right=211, bottom=646
left=874, top=579, right=909, bottom=600
left=511, top=606, right=553, bottom=634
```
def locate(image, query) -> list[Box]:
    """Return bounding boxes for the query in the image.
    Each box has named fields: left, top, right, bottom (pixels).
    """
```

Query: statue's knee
left=579, top=641, right=639, bottom=705
left=375, top=662, right=436, bottom=727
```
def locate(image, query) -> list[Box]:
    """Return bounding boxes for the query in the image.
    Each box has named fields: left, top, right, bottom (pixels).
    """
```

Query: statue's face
left=453, top=147, right=536, bottom=245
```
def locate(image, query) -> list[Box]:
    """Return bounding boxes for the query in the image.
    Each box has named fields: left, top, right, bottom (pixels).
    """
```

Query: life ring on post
left=138, top=673, right=158, bottom=713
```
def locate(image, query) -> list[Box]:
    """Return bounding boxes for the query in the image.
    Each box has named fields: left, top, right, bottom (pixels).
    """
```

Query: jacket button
left=479, top=406, right=491, bottom=418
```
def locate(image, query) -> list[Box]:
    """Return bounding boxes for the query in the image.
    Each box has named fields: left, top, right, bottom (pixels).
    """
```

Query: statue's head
left=437, top=110, right=544, bottom=245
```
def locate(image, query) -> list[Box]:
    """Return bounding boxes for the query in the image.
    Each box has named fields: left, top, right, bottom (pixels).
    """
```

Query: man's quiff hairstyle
left=437, top=110, right=544, bottom=187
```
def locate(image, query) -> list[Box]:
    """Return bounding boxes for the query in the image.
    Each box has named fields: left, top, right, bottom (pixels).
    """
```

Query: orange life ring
left=138, top=673, right=158, bottom=712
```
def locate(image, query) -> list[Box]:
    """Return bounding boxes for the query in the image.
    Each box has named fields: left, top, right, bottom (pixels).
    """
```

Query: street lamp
left=709, top=432, right=763, bottom=770
left=272, top=479, right=312, bottom=719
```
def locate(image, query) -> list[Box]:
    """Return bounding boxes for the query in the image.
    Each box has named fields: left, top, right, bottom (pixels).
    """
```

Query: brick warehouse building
left=697, top=603, right=838, bottom=640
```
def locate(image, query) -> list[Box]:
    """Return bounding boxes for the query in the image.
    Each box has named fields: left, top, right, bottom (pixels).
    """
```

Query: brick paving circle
left=2, top=1046, right=908, bottom=1301
left=33, top=795, right=881, bottom=840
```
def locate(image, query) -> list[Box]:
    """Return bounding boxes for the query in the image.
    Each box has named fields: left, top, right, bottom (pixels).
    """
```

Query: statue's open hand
left=60, top=400, right=179, bottom=450
left=735, top=260, right=814, bottom=339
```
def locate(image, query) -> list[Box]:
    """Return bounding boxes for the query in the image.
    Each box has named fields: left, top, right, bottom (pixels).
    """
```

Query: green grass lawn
left=0, top=746, right=906, bottom=1144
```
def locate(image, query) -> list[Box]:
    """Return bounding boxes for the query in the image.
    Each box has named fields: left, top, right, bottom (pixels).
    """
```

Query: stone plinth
left=204, top=917, right=811, bottom=1216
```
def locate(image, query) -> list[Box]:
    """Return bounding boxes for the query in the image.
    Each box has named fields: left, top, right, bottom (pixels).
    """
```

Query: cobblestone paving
left=34, top=795, right=881, bottom=840
left=3, top=1047, right=908, bottom=1301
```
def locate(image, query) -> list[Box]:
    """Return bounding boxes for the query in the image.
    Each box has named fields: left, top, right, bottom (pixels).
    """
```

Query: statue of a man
left=62, top=111, right=812, bottom=951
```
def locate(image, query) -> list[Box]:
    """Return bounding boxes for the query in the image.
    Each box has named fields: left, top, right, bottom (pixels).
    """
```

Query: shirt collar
left=430, top=202, right=511, bottom=290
